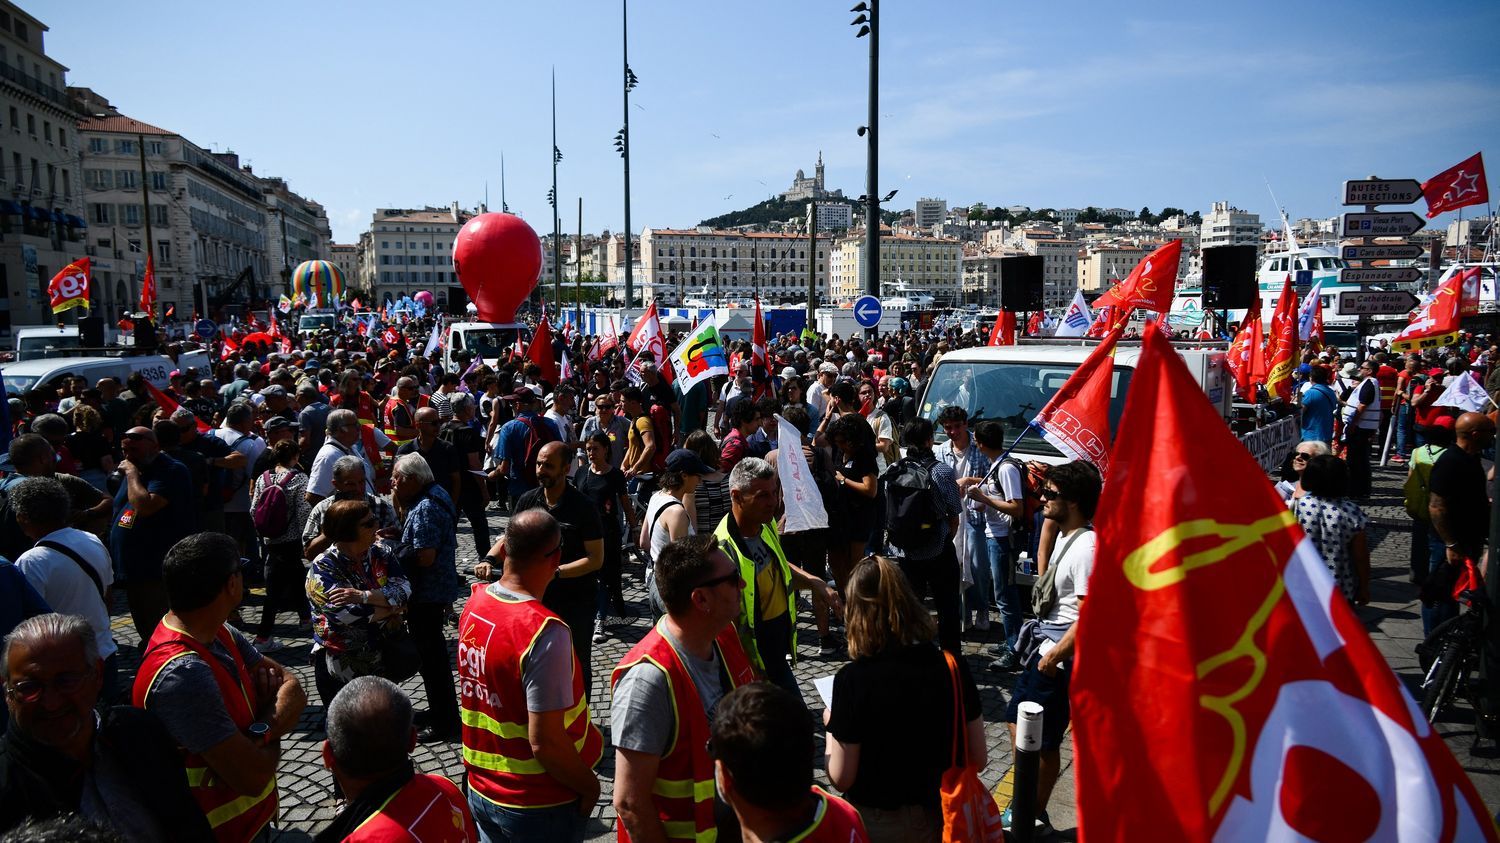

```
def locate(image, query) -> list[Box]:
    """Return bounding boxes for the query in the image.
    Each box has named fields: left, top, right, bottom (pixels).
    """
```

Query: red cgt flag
left=138, top=256, right=157, bottom=318
left=1265, top=275, right=1297, bottom=403
left=1422, top=152, right=1488, bottom=218
left=47, top=258, right=91, bottom=314
left=1031, top=323, right=1120, bottom=476
left=1072, top=327, right=1498, bottom=841
left=144, top=380, right=211, bottom=433
left=1110, top=240, right=1183, bottom=317
left=527, top=316, right=559, bottom=385
left=1392, top=267, right=1465, bottom=352
left=987, top=310, right=1017, bottom=346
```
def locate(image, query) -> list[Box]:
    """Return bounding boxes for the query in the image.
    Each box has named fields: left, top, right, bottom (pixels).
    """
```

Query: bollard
left=1012, top=700, right=1044, bottom=842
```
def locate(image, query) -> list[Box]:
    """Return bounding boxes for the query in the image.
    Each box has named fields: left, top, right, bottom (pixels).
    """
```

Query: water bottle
left=1018, top=551, right=1035, bottom=577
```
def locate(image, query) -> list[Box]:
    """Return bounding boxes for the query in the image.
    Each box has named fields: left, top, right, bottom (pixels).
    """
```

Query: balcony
left=0, top=63, right=69, bottom=109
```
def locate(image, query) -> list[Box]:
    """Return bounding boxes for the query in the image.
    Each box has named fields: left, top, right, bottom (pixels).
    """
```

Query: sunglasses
left=1039, top=487, right=1062, bottom=501
left=6, top=671, right=90, bottom=703
left=122, top=431, right=152, bottom=441
left=1293, top=453, right=1311, bottom=461
left=695, top=571, right=741, bottom=590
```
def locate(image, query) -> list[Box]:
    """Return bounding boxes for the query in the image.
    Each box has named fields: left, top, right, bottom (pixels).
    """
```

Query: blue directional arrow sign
left=853, top=295, right=882, bottom=328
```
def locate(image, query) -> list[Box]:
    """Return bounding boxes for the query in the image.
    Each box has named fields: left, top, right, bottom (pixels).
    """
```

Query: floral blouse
left=307, top=542, right=411, bottom=681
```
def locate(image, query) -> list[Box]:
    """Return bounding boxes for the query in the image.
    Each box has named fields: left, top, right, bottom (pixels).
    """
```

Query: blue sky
left=43, top=0, right=1500, bottom=244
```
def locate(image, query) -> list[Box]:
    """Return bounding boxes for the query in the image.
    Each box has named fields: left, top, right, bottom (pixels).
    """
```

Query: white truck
left=9, top=325, right=124, bottom=361
left=297, top=309, right=339, bottom=336
left=919, top=339, right=1237, bottom=465
left=442, top=320, right=530, bottom=373
left=1, top=349, right=213, bottom=397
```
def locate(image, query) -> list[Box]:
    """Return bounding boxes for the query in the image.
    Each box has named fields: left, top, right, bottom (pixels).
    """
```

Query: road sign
left=1342, top=178, right=1423, bottom=206
left=1337, top=290, right=1419, bottom=315
left=1338, top=266, right=1423, bottom=285
left=1341, top=243, right=1424, bottom=262
left=1340, top=212, right=1425, bottom=238
left=195, top=318, right=217, bottom=339
left=852, top=295, right=882, bottom=328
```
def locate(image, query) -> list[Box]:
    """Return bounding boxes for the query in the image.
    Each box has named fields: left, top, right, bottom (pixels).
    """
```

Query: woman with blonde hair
left=824, top=555, right=985, bottom=842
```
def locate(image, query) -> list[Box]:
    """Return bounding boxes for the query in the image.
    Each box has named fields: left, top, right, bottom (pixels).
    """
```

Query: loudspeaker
left=1201, top=245, right=1258, bottom=310
left=999, top=255, right=1045, bottom=311
left=78, top=315, right=104, bottom=348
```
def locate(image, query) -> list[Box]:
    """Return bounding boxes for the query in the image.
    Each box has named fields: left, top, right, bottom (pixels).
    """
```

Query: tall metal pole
left=137, top=134, right=154, bottom=317
left=863, top=0, right=879, bottom=340
left=807, top=203, right=817, bottom=334
left=575, top=196, right=583, bottom=324
left=622, top=0, right=634, bottom=308
left=551, top=68, right=562, bottom=311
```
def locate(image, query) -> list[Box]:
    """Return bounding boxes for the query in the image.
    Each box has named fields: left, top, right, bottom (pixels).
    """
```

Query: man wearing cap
left=251, top=416, right=300, bottom=479
left=259, top=385, right=296, bottom=424
left=490, top=388, right=560, bottom=501
left=215, top=402, right=268, bottom=559
left=807, top=362, right=839, bottom=420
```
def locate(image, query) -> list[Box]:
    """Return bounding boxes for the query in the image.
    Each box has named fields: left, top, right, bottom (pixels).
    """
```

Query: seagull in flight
left=710, top=132, right=720, bottom=139
left=723, top=194, right=734, bottom=200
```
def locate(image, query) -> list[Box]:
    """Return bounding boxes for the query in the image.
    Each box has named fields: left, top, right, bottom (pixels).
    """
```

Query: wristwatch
left=247, top=722, right=271, bottom=745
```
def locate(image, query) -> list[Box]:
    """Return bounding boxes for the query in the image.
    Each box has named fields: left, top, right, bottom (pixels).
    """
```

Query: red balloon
left=453, top=213, right=541, bottom=323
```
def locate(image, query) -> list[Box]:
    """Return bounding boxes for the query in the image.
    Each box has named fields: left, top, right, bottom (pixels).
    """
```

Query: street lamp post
left=551, top=68, right=563, bottom=312
left=620, top=0, right=638, bottom=308
left=713, top=261, right=721, bottom=308
left=852, top=0, right=879, bottom=339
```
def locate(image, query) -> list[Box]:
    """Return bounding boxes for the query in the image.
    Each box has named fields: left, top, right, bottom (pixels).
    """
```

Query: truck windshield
left=460, top=329, right=522, bottom=360
left=918, top=359, right=1133, bottom=458
left=3, top=374, right=39, bottom=394
left=300, top=315, right=336, bottom=332
left=17, top=335, right=83, bottom=361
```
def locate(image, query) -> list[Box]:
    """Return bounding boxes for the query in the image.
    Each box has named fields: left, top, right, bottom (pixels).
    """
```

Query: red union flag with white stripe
left=1072, top=327, right=1497, bottom=842
left=1030, top=324, right=1119, bottom=477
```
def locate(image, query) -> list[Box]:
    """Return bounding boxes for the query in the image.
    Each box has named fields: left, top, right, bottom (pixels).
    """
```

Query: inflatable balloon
left=414, top=290, right=434, bottom=307
left=291, top=260, right=344, bottom=309
left=453, top=213, right=541, bottom=323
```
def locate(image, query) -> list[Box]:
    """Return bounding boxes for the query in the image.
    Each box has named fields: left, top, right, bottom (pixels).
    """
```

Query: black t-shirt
left=513, top=484, right=604, bottom=610
left=66, top=430, right=111, bottom=473
left=574, top=466, right=627, bottom=543
left=826, top=643, right=982, bottom=810
left=1430, top=447, right=1489, bottom=553
left=440, top=421, right=485, bottom=501
left=397, top=438, right=461, bottom=500
left=185, top=432, right=232, bottom=512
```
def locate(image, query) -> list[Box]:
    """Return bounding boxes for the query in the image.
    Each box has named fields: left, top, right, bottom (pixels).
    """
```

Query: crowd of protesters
left=0, top=306, right=1493, bottom=841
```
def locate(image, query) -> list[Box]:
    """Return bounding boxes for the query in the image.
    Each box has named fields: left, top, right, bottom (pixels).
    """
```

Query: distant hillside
left=699, top=195, right=898, bottom=229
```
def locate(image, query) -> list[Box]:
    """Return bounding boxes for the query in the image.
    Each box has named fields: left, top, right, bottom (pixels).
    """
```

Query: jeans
left=550, top=596, right=596, bottom=702
left=1346, top=427, right=1374, bottom=497
left=595, top=539, right=626, bottom=621
left=468, top=788, right=585, bottom=843
left=763, top=652, right=807, bottom=710
left=987, top=535, right=1023, bottom=652
left=1420, top=526, right=1458, bottom=636
left=960, top=521, right=991, bottom=621
left=459, top=492, right=491, bottom=559
left=898, top=543, right=962, bottom=653
left=407, top=601, right=460, bottom=733
left=1393, top=403, right=1412, bottom=457
left=257, top=542, right=310, bottom=639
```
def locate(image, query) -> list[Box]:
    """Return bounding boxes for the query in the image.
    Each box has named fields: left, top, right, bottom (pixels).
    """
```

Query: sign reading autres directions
left=1342, top=178, right=1423, bottom=206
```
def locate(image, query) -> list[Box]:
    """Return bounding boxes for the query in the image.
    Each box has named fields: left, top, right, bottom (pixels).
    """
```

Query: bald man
left=1430, top=412, right=1496, bottom=568
left=109, top=427, right=195, bottom=640
left=395, top=406, right=461, bottom=499
left=504, top=441, right=605, bottom=693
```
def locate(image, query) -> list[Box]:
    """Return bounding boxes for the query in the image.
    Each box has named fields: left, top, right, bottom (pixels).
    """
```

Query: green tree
left=1139, top=206, right=1153, bottom=224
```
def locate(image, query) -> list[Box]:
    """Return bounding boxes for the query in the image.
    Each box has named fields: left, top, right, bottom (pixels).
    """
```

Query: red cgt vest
left=344, top=773, right=476, bottom=843
left=785, top=787, right=871, bottom=842
left=458, top=582, right=604, bottom=810
left=132, top=621, right=277, bottom=843
left=610, top=620, right=758, bottom=843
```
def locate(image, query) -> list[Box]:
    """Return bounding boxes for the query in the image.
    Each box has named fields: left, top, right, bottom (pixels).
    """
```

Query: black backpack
left=881, top=455, right=944, bottom=552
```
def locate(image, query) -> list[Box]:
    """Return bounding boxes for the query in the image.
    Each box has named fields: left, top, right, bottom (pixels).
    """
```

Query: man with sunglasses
left=133, top=533, right=308, bottom=843
left=0, top=613, right=212, bottom=840
left=612, top=533, right=756, bottom=843
left=458, top=509, right=603, bottom=841
left=580, top=394, right=630, bottom=470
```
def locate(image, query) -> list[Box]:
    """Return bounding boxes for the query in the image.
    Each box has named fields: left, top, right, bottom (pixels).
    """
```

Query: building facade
left=640, top=227, right=829, bottom=306
left=829, top=231, right=963, bottom=306
left=0, top=1, right=87, bottom=333
left=262, top=176, right=331, bottom=291
left=1200, top=201, right=1262, bottom=250
left=1077, top=244, right=1152, bottom=293
left=914, top=198, right=947, bottom=230
left=363, top=205, right=472, bottom=311
left=329, top=243, right=359, bottom=294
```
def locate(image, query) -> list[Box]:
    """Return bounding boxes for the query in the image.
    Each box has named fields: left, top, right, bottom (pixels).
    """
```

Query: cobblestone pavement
left=101, top=460, right=1499, bottom=839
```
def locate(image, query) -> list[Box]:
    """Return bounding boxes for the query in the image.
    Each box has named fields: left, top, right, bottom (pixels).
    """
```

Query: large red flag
left=1265, top=275, right=1297, bottom=402
left=139, top=256, right=157, bottom=318
left=1392, top=268, right=1465, bottom=352
left=987, top=310, right=1017, bottom=346
left=1031, top=324, right=1120, bottom=476
left=1110, top=240, right=1182, bottom=316
left=751, top=298, right=770, bottom=397
left=47, top=258, right=91, bottom=314
left=1422, top=152, right=1488, bottom=218
left=527, top=316, right=559, bottom=385
left=219, top=333, right=240, bottom=362
left=144, top=380, right=212, bottom=433
left=1072, top=327, right=1497, bottom=841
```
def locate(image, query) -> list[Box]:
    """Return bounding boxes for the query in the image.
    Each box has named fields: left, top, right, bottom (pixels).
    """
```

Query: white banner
left=775, top=414, right=828, bottom=533
left=1433, top=371, right=1494, bottom=413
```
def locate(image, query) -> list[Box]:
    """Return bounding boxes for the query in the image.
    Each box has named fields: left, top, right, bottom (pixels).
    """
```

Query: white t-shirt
left=308, top=440, right=373, bottom=497
left=215, top=428, right=267, bottom=513
left=1045, top=527, right=1095, bottom=627
left=16, top=527, right=117, bottom=659
left=982, top=460, right=1023, bottom=539
left=807, top=381, right=830, bottom=417
left=544, top=409, right=576, bottom=445
left=868, top=412, right=894, bottom=475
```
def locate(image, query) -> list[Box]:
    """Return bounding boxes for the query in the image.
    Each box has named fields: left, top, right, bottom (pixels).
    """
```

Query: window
left=150, top=172, right=167, bottom=190
left=42, top=121, right=50, bottom=142
left=90, top=203, right=112, bottom=225
left=115, top=170, right=137, bottom=189
left=6, top=107, right=15, bottom=128
left=127, top=238, right=142, bottom=253
left=380, top=241, right=388, bottom=249
left=115, top=139, right=136, bottom=155
left=152, top=205, right=167, bottom=226
left=147, top=140, right=163, bottom=155
left=25, top=114, right=34, bottom=136
left=61, top=170, right=69, bottom=198
left=88, top=137, right=106, bottom=154
left=97, top=238, right=111, bottom=250
left=422, top=241, right=429, bottom=249
left=58, top=128, right=66, bottom=148
left=156, top=241, right=170, bottom=262
left=85, top=169, right=111, bottom=189
left=120, top=204, right=141, bottom=226
left=381, top=255, right=390, bottom=265
left=45, top=164, right=53, bottom=194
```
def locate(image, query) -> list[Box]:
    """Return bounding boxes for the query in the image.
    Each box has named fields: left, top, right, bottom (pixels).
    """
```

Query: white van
left=1, top=350, right=211, bottom=397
